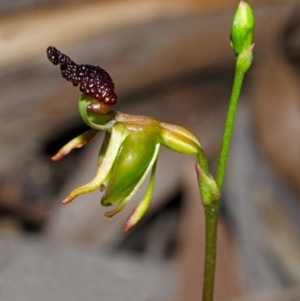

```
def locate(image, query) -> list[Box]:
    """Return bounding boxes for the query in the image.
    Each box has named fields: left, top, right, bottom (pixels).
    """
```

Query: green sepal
left=51, top=129, right=99, bottom=161
left=124, top=158, right=158, bottom=232
left=61, top=122, right=129, bottom=204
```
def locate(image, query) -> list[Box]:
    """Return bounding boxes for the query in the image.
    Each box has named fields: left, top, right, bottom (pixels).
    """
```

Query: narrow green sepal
left=124, top=158, right=158, bottom=232
left=52, top=129, right=99, bottom=161
left=61, top=122, right=128, bottom=204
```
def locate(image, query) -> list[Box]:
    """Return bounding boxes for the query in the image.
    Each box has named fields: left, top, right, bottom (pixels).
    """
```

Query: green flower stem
left=202, top=204, right=219, bottom=301
left=201, top=68, right=244, bottom=301
left=215, top=68, right=245, bottom=190
left=201, top=47, right=252, bottom=301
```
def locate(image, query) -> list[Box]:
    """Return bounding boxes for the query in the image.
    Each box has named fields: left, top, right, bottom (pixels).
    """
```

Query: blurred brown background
left=0, top=0, right=300, bottom=300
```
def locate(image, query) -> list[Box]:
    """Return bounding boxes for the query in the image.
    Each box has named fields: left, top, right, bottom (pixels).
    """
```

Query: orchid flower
left=48, top=47, right=218, bottom=231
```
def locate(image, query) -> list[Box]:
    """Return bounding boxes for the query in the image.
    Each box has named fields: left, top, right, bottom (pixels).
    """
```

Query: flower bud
left=230, top=1, right=255, bottom=55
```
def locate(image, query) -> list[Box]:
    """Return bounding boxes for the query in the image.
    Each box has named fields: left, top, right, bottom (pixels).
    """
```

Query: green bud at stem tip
left=230, top=0, right=255, bottom=56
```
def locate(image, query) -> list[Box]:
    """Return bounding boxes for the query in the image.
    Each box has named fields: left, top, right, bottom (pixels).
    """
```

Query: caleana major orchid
left=47, top=46, right=219, bottom=232
left=47, top=3, right=254, bottom=300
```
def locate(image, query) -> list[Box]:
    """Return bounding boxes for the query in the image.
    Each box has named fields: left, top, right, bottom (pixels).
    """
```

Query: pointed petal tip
left=51, top=155, right=62, bottom=161
left=61, top=198, right=72, bottom=205
left=123, top=223, right=132, bottom=232
left=104, top=201, right=128, bottom=218
left=51, top=151, right=70, bottom=161
left=123, top=215, right=138, bottom=232
left=104, top=212, right=114, bottom=218
left=123, top=209, right=139, bottom=232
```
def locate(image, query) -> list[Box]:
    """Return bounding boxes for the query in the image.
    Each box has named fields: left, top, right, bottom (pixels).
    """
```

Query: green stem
left=202, top=204, right=219, bottom=301
left=215, top=68, right=244, bottom=190
left=201, top=61, right=249, bottom=301
left=199, top=2, right=254, bottom=297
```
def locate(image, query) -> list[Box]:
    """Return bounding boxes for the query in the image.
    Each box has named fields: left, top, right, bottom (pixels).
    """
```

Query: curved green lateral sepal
left=61, top=122, right=129, bottom=204
left=230, top=1, right=255, bottom=56
left=52, top=129, right=99, bottom=161
left=124, top=158, right=158, bottom=232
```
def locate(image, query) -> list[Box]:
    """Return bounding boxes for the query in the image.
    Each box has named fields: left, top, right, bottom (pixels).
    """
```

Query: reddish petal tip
left=123, top=223, right=132, bottom=232
left=123, top=216, right=135, bottom=232
left=51, top=151, right=70, bottom=161
left=51, top=155, right=61, bottom=161
left=61, top=198, right=71, bottom=205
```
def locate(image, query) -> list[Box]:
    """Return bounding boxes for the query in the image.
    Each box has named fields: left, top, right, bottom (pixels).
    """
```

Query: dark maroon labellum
left=47, top=46, right=117, bottom=105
